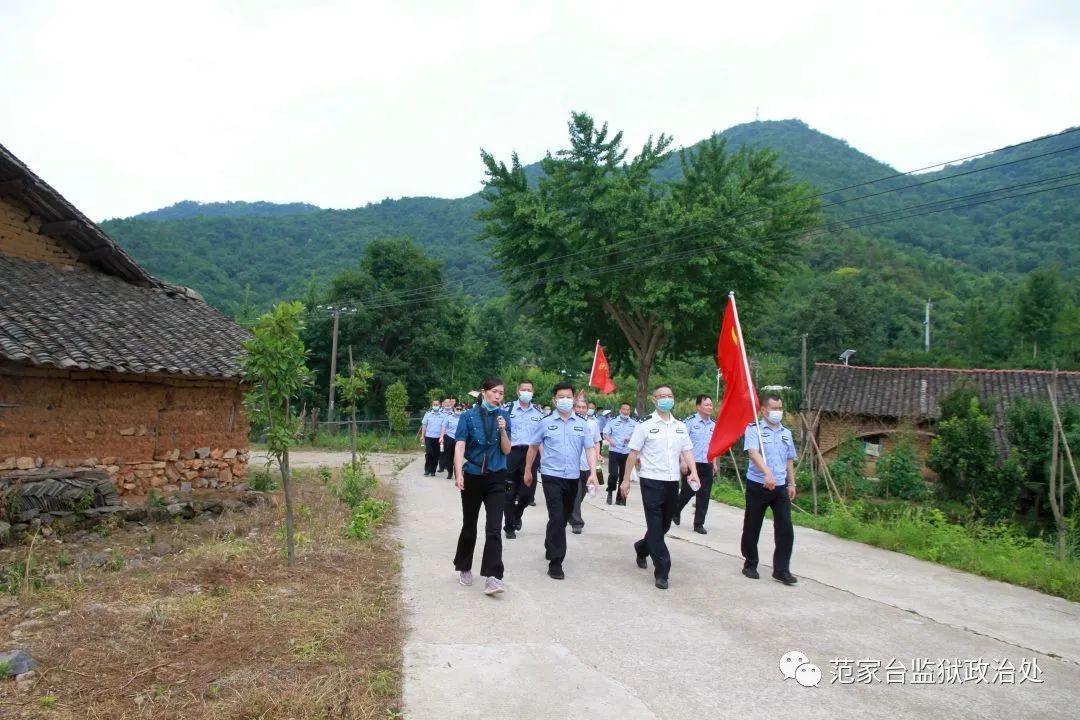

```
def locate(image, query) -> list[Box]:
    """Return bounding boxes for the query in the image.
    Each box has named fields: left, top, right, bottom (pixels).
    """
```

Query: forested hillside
left=99, top=119, right=1079, bottom=373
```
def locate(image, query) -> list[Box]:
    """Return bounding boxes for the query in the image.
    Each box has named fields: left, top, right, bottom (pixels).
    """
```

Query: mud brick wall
left=0, top=369, right=249, bottom=495
left=0, top=197, right=80, bottom=266
left=814, top=413, right=936, bottom=479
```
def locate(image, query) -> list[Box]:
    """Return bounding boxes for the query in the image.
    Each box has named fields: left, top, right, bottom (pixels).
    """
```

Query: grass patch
left=309, top=430, right=419, bottom=454
left=711, top=481, right=1080, bottom=602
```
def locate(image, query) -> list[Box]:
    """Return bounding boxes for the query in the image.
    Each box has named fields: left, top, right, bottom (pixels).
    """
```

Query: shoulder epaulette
left=684, top=414, right=695, bottom=422
left=642, top=413, right=654, bottom=422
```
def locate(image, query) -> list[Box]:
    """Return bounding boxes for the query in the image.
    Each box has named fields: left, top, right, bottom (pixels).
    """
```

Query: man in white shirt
left=620, top=384, right=699, bottom=590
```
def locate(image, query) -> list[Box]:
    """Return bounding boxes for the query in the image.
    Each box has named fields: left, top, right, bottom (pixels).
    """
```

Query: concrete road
left=394, top=457, right=1080, bottom=719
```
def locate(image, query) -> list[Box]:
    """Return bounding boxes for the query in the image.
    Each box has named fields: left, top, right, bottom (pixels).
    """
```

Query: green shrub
left=317, top=465, right=333, bottom=484
left=248, top=469, right=278, bottom=492
left=829, top=437, right=875, bottom=498
left=346, top=498, right=390, bottom=540
left=878, top=438, right=928, bottom=500
left=335, top=461, right=376, bottom=508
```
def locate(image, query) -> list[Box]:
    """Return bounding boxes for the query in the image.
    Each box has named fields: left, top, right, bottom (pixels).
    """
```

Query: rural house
left=803, top=362, right=1080, bottom=474
left=0, top=142, right=250, bottom=496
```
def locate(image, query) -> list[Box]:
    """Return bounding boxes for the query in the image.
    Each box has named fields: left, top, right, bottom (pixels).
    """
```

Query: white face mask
left=766, top=410, right=783, bottom=425
left=556, top=398, right=575, bottom=413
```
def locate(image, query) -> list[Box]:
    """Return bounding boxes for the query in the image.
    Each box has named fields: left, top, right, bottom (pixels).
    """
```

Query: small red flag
left=708, top=295, right=758, bottom=460
left=589, top=340, right=616, bottom=395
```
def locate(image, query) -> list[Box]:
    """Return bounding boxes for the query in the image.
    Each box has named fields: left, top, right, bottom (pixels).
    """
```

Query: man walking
left=440, top=399, right=463, bottom=480
left=740, top=394, right=799, bottom=585
left=504, top=380, right=543, bottom=539
left=436, top=397, right=455, bottom=475
left=420, top=398, right=445, bottom=477
left=525, top=383, right=597, bottom=579
left=674, top=395, right=719, bottom=534
left=569, top=397, right=601, bottom=534
left=620, top=385, right=698, bottom=590
left=604, top=402, right=636, bottom=505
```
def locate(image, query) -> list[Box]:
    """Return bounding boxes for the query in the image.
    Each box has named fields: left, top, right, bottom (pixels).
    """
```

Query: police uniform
left=436, top=407, right=455, bottom=474
left=530, top=410, right=596, bottom=576
left=569, top=415, right=602, bottom=532
left=421, top=407, right=446, bottom=476
left=603, top=413, right=638, bottom=505
left=740, top=419, right=798, bottom=580
left=503, top=400, right=544, bottom=537
left=440, top=410, right=461, bottom=479
left=627, top=413, right=693, bottom=585
left=675, top=413, right=716, bottom=532
left=453, top=404, right=512, bottom=582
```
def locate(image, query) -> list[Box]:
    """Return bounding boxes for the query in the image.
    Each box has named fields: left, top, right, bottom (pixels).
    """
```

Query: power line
left=328, top=128, right=1080, bottom=308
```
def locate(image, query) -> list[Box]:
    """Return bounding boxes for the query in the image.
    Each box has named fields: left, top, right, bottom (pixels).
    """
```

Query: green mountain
left=129, top=199, right=322, bottom=221
left=100, top=119, right=1079, bottom=319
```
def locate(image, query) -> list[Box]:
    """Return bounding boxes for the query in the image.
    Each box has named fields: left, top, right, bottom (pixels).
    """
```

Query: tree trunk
left=635, top=352, right=652, bottom=416
left=282, top=399, right=297, bottom=567
left=350, top=406, right=358, bottom=467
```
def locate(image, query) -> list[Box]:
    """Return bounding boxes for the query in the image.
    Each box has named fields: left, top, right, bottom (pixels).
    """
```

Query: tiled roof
left=0, top=253, right=248, bottom=379
left=805, top=363, right=1080, bottom=420
left=0, top=143, right=155, bottom=285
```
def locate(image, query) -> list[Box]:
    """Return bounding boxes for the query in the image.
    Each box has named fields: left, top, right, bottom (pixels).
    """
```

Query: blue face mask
left=656, top=397, right=675, bottom=412
left=556, top=398, right=574, bottom=413
left=482, top=400, right=498, bottom=411
left=518, top=391, right=533, bottom=404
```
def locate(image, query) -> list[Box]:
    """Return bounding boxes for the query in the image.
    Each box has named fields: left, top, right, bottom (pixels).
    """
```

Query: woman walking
left=453, top=377, right=513, bottom=595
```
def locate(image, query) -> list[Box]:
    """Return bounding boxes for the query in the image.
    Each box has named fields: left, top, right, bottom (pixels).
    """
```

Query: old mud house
left=803, top=362, right=1080, bottom=475
left=0, top=143, right=250, bottom=496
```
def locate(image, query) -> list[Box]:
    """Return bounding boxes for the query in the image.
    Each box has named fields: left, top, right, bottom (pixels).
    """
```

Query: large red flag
left=708, top=294, right=758, bottom=460
left=589, top=340, right=616, bottom=394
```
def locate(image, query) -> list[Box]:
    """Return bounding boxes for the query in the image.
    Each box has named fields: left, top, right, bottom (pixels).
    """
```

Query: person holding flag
left=706, top=292, right=798, bottom=586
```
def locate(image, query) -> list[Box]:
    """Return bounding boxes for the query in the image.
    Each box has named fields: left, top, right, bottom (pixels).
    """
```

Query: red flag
left=708, top=294, right=758, bottom=460
left=589, top=340, right=616, bottom=395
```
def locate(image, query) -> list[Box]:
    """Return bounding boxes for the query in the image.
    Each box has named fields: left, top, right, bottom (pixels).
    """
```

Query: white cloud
left=1, top=0, right=1077, bottom=219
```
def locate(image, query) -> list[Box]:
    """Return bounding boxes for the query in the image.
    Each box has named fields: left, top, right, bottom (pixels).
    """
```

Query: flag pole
left=729, top=292, right=765, bottom=456
left=589, top=339, right=600, bottom=389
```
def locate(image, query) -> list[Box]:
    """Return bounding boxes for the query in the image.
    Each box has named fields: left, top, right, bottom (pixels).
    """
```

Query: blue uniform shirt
left=444, top=411, right=461, bottom=439
left=604, top=415, right=638, bottom=455
left=422, top=409, right=445, bottom=438
left=531, top=412, right=595, bottom=479
left=684, top=413, right=716, bottom=464
left=505, top=401, right=545, bottom=446
left=579, top=417, right=602, bottom=472
left=592, top=413, right=608, bottom=435
left=456, top=406, right=512, bottom=475
left=744, top=420, right=797, bottom=486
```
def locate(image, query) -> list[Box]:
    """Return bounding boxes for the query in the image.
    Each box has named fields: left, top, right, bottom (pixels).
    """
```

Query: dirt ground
left=0, top=451, right=414, bottom=719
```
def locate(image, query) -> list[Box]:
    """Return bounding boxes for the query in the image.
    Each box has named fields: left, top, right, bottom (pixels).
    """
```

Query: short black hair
left=481, top=376, right=505, bottom=392
left=552, top=381, right=575, bottom=397
left=695, top=394, right=710, bottom=406
left=761, top=392, right=783, bottom=405
left=619, top=402, right=631, bottom=409
left=653, top=383, right=673, bottom=393
left=518, top=379, right=533, bottom=389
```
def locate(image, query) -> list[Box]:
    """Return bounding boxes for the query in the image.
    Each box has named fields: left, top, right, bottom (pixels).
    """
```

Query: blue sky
left=1, top=0, right=1077, bottom=219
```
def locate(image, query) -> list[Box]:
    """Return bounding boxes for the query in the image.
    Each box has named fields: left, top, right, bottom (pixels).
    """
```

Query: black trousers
left=424, top=436, right=441, bottom=474
left=741, top=482, right=794, bottom=574
left=504, top=446, right=538, bottom=532
left=677, top=462, right=715, bottom=528
left=608, top=452, right=629, bottom=504
left=634, top=478, right=679, bottom=581
left=439, top=437, right=455, bottom=475
left=569, top=469, right=593, bottom=530
left=454, top=471, right=506, bottom=579
left=541, top=475, right=578, bottom=567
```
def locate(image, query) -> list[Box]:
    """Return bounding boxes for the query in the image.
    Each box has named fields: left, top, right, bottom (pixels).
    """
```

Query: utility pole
left=801, top=333, right=808, bottom=404
left=924, top=298, right=932, bottom=352
left=318, top=305, right=358, bottom=423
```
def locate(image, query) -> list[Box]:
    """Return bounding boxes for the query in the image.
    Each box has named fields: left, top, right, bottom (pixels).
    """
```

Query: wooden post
left=1048, top=402, right=1065, bottom=561
left=1047, top=383, right=1080, bottom=495
left=348, top=346, right=358, bottom=467
left=328, top=309, right=340, bottom=423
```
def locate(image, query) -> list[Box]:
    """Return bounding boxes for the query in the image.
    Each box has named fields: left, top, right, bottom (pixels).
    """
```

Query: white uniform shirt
left=627, top=413, right=693, bottom=481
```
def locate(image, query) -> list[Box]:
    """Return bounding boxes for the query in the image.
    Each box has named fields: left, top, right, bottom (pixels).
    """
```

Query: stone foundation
left=0, top=447, right=248, bottom=496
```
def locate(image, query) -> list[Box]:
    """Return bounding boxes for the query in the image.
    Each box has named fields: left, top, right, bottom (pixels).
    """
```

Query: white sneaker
left=459, top=570, right=474, bottom=587
left=484, top=577, right=505, bottom=595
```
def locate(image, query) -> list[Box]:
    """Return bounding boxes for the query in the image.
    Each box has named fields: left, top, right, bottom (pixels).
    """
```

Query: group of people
left=430, top=378, right=799, bottom=596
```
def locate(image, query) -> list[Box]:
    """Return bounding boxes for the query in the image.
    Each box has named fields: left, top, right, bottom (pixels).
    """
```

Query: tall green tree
left=479, top=112, right=819, bottom=411
left=242, top=301, right=312, bottom=566
left=1014, top=266, right=1063, bottom=359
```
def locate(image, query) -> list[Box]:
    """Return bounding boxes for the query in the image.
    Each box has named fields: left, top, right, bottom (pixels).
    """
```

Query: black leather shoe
left=548, top=565, right=565, bottom=580
left=672, top=513, right=680, bottom=526
left=655, top=578, right=669, bottom=590
left=571, top=527, right=583, bottom=535
left=772, top=571, right=798, bottom=586
left=606, top=491, right=613, bottom=505
left=742, top=567, right=760, bottom=580
left=529, top=499, right=536, bottom=506
left=515, top=519, right=522, bottom=531
left=505, top=529, right=516, bottom=539
left=693, top=526, right=707, bottom=535
left=636, top=555, right=648, bottom=569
